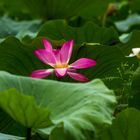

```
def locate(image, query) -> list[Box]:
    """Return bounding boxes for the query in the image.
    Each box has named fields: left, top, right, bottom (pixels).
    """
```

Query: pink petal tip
left=60, top=40, right=74, bottom=64
left=70, top=58, right=96, bottom=69
left=42, top=39, right=53, bottom=52
left=67, top=72, right=90, bottom=82
left=30, top=69, right=53, bottom=78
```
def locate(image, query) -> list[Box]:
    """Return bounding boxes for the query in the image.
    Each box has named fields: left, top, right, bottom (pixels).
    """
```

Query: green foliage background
left=0, top=0, right=140, bottom=140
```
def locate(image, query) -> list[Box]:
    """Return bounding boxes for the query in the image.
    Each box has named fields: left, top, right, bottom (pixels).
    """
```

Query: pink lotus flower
left=31, top=39, right=96, bottom=82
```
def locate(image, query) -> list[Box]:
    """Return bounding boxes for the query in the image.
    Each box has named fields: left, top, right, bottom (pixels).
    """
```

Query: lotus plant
left=31, top=39, right=96, bottom=82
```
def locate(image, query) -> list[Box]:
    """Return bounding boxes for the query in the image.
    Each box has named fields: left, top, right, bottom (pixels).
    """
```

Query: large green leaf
left=0, top=37, right=46, bottom=76
left=0, top=72, right=116, bottom=139
left=38, top=20, right=119, bottom=45
left=0, top=16, right=41, bottom=41
left=98, top=108, right=140, bottom=140
left=0, top=89, right=51, bottom=128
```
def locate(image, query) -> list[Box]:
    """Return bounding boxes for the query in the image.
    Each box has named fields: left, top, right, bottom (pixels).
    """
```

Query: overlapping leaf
left=38, top=20, right=119, bottom=45
left=0, top=71, right=116, bottom=139
left=0, top=89, right=51, bottom=128
left=0, top=0, right=139, bottom=139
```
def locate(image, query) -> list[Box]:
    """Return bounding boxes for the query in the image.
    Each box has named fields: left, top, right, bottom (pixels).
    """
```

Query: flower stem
left=102, top=13, right=107, bottom=27
left=26, top=128, right=31, bottom=140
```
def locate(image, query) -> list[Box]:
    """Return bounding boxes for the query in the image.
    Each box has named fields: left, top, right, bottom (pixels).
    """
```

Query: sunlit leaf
left=0, top=71, right=116, bottom=139
left=0, top=89, right=51, bottom=128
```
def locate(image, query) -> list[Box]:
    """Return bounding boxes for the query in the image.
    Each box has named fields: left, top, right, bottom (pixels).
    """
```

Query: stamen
left=55, top=64, right=68, bottom=68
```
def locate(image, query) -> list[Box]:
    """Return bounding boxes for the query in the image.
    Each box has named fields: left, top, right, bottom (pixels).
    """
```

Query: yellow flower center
left=55, top=64, right=69, bottom=68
